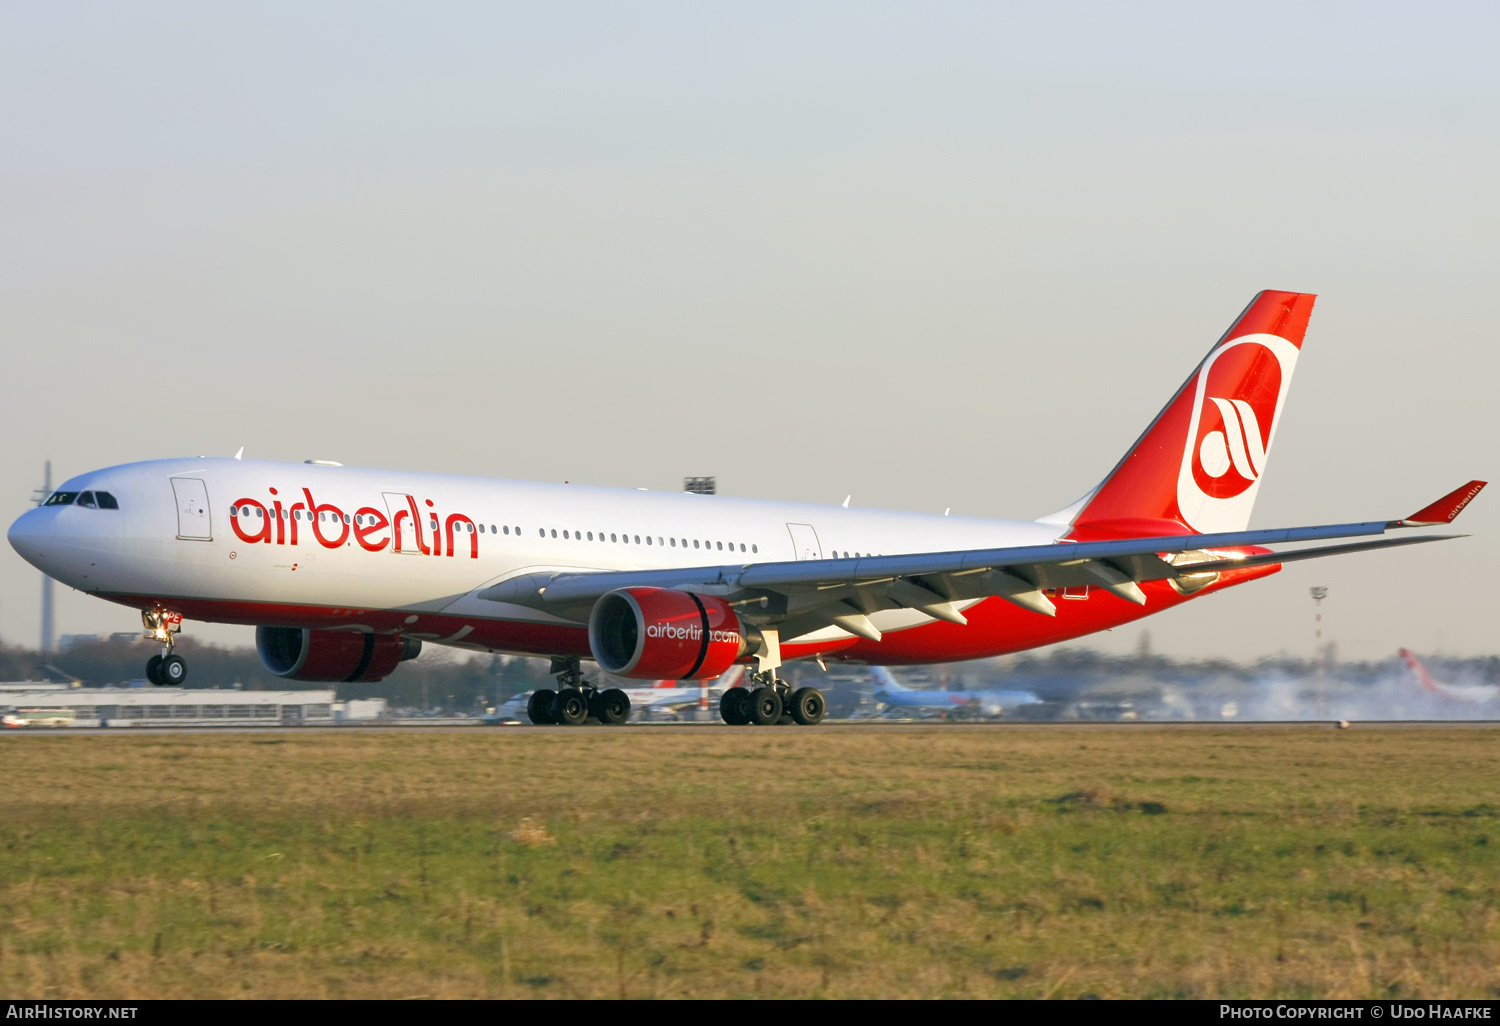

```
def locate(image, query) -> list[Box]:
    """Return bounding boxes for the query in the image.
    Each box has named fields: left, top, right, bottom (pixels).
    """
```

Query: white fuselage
left=9, top=458, right=1062, bottom=654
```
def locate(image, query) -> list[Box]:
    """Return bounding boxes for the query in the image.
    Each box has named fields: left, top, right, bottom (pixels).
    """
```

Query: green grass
left=2, top=725, right=1498, bottom=998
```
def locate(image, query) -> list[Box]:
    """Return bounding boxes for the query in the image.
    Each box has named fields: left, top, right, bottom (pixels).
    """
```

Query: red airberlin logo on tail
left=1188, top=342, right=1282, bottom=500
left=1176, top=333, right=1300, bottom=532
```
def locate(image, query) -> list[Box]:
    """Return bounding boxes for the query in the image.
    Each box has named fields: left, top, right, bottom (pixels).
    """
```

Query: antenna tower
left=31, top=461, right=54, bottom=655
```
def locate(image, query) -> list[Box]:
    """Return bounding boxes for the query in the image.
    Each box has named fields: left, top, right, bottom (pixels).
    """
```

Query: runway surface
left=6, top=719, right=1499, bottom=737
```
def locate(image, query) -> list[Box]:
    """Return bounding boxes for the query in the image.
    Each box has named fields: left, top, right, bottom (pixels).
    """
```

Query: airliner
left=868, top=666, right=1041, bottom=719
left=7, top=291, right=1484, bottom=727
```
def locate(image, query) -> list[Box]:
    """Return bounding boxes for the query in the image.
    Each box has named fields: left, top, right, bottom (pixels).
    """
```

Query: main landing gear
left=719, top=672, right=826, bottom=727
left=527, top=657, right=632, bottom=726
left=142, top=609, right=187, bottom=686
left=718, top=628, right=825, bottom=726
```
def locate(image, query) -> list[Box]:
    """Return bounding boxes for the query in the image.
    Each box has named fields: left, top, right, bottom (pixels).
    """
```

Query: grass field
left=2, top=724, right=1498, bottom=999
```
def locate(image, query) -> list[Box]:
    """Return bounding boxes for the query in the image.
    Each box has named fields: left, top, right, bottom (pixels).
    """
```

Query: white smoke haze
left=853, top=651, right=1500, bottom=722
left=1154, top=669, right=1499, bottom=722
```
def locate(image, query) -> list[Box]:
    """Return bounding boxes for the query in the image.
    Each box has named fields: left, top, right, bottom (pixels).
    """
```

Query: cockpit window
left=95, top=492, right=119, bottom=509
left=77, top=491, right=98, bottom=508
left=43, top=492, right=78, bottom=506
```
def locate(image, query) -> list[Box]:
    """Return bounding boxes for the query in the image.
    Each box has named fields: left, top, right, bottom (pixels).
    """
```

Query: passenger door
left=786, top=523, right=822, bottom=561
left=383, top=492, right=423, bottom=554
left=170, top=478, right=212, bottom=540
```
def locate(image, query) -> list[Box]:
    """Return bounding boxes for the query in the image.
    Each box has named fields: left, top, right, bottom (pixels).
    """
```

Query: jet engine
left=255, top=626, right=422, bottom=683
left=589, top=587, right=747, bottom=680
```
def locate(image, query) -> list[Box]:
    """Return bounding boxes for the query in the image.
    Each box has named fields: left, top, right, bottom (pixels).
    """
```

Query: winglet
left=1396, top=480, right=1487, bottom=526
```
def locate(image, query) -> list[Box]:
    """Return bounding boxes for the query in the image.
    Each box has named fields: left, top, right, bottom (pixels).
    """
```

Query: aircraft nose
left=8, top=507, right=51, bottom=571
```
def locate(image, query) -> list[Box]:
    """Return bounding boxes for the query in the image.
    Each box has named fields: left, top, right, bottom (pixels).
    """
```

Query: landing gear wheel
left=748, top=688, right=784, bottom=726
left=720, top=688, right=752, bottom=725
left=159, top=655, right=188, bottom=686
left=146, top=655, right=165, bottom=686
left=527, top=689, right=558, bottom=725
left=555, top=688, right=589, bottom=726
left=790, top=687, right=826, bottom=726
left=598, top=688, right=631, bottom=725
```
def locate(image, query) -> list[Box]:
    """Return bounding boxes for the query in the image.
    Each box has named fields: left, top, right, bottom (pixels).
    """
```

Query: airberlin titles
left=644, top=621, right=742, bottom=646
left=229, top=487, right=479, bottom=557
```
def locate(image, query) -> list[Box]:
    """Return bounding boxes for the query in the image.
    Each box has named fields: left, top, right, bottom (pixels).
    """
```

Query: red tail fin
left=1400, top=648, right=1444, bottom=696
left=1060, top=291, right=1316, bottom=539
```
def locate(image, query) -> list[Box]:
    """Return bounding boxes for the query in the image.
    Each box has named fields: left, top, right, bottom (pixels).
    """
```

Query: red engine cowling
left=589, top=587, right=746, bottom=680
left=256, top=626, right=422, bottom=683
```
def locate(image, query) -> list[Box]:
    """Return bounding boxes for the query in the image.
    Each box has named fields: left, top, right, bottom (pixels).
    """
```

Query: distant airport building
left=0, top=688, right=385, bottom=726
left=335, top=699, right=388, bottom=722
left=56, top=632, right=145, bottom=652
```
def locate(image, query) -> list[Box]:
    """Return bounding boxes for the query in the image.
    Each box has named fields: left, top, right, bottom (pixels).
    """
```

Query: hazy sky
left=2, top=2, right=1496, bottom=661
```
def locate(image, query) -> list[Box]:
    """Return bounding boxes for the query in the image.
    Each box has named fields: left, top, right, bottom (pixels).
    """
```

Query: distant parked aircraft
left=869, top=666, right=1041, bottom=718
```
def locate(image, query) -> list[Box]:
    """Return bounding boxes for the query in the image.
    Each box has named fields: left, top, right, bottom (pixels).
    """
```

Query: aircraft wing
left=479, top=483, right=1481, bottom=642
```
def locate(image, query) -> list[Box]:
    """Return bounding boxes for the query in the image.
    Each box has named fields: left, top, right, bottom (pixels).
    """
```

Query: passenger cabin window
left=44, top=492, right=78, bottom=506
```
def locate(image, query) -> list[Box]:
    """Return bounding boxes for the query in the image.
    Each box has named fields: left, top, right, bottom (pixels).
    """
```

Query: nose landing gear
left=142, top=609, right=187, bottom=687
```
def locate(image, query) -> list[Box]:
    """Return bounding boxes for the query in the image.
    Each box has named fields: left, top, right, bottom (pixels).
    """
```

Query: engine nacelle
left=589, top=587, right=746, bottom=680
left=256, top=626, right=422, bottom=683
